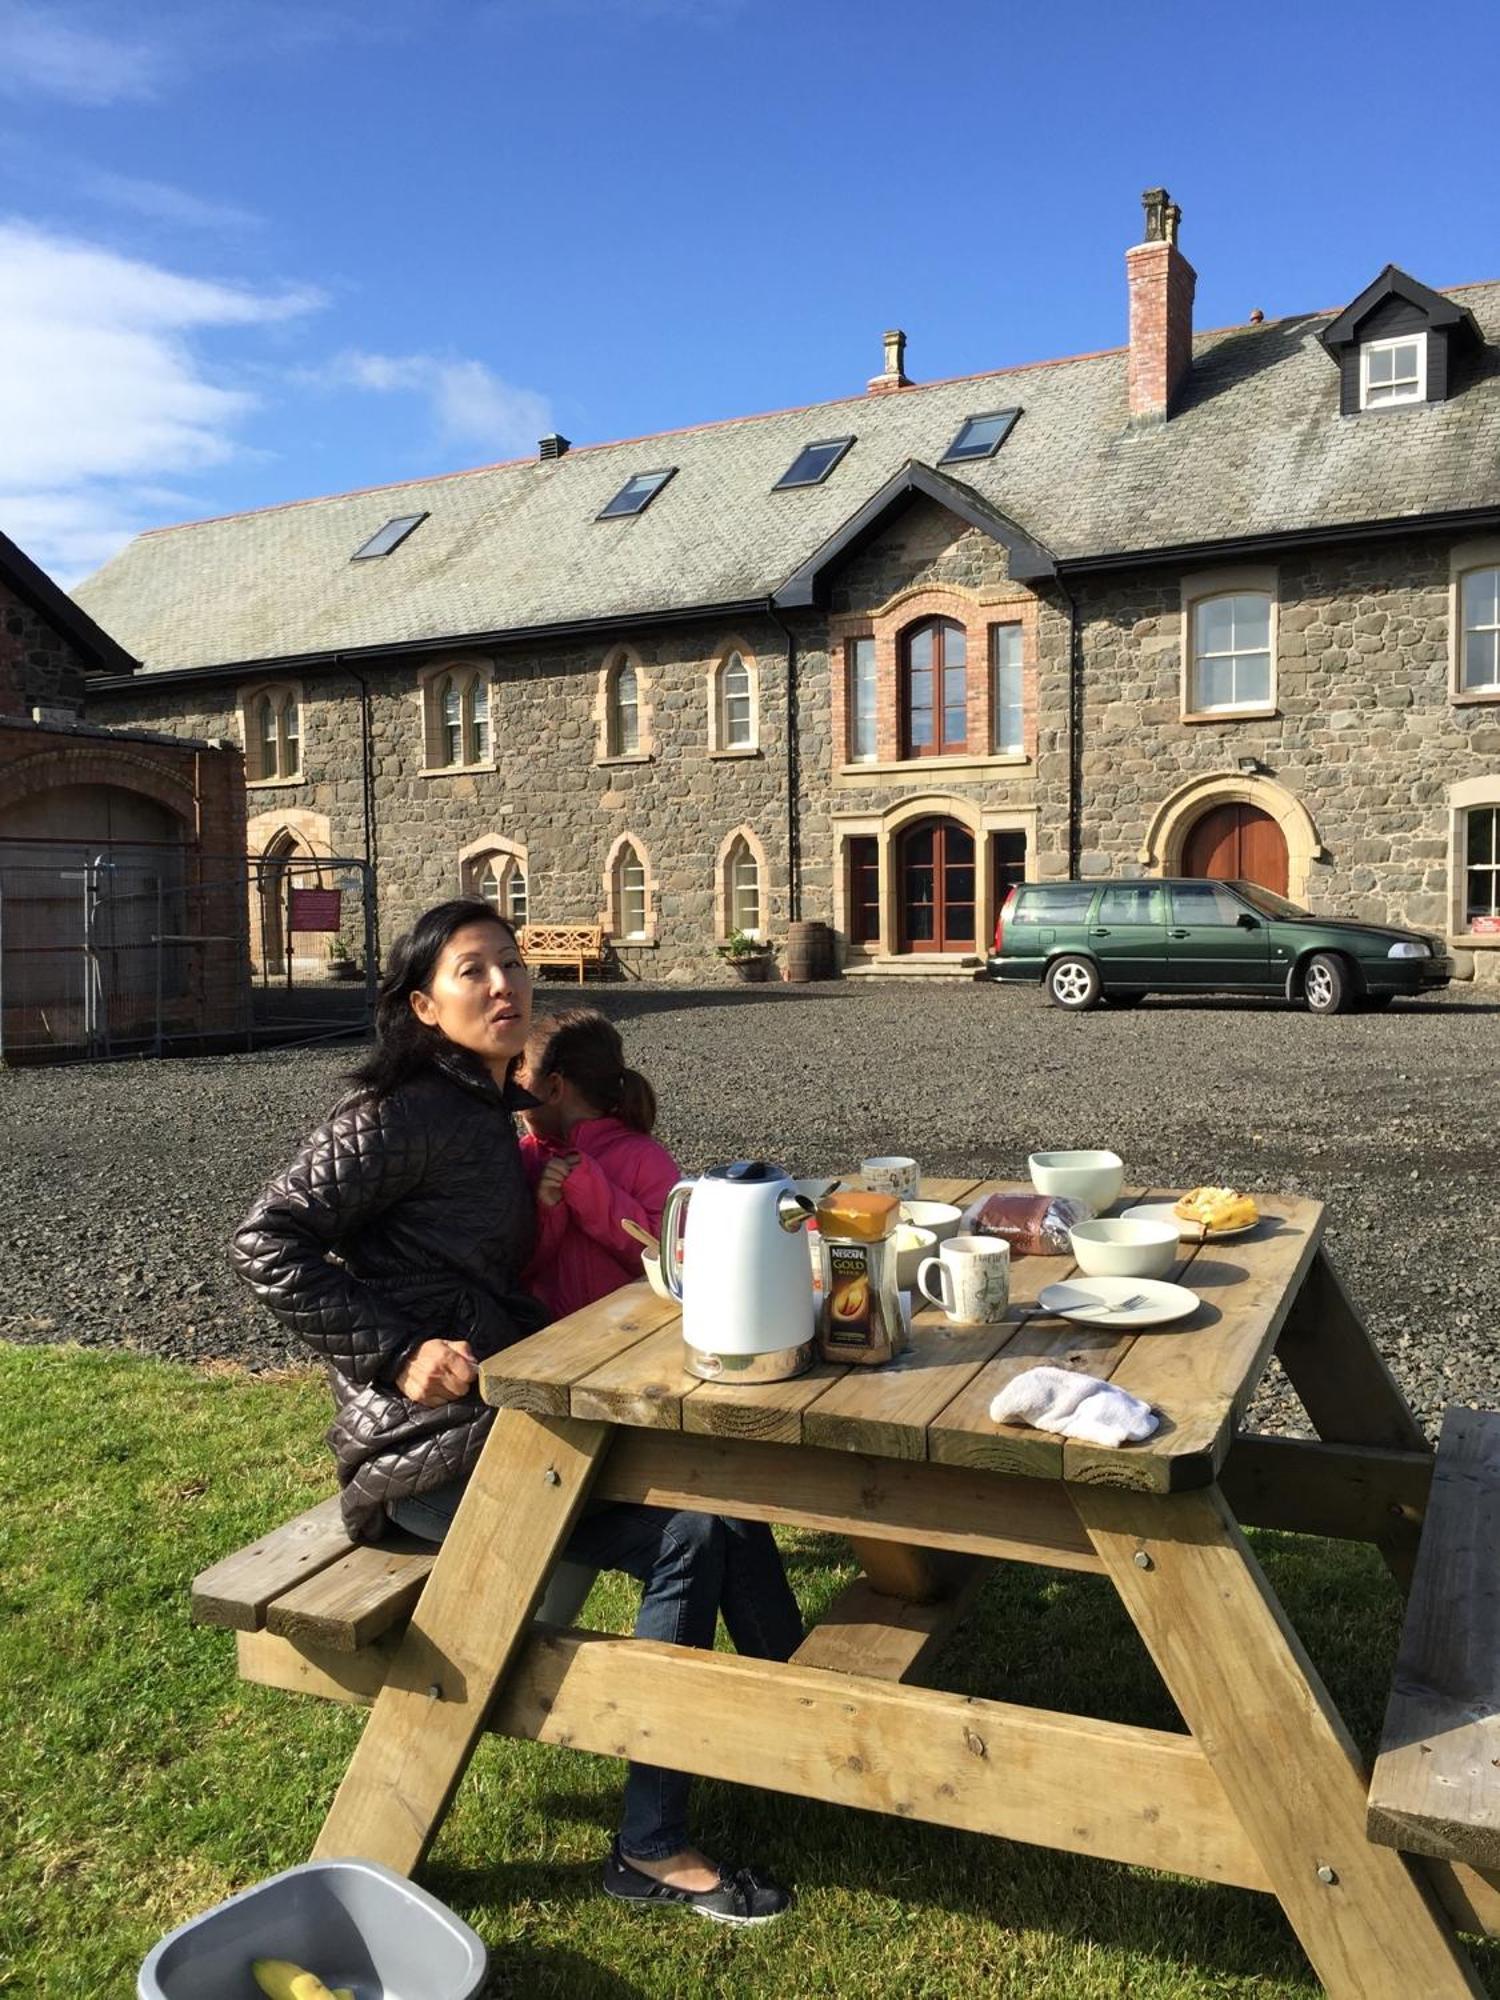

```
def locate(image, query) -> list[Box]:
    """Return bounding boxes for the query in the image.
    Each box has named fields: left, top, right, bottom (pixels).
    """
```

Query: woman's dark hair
left=350, top=899, right=520, bottom=1101
left=523, top=1008, right=656, bottom=1133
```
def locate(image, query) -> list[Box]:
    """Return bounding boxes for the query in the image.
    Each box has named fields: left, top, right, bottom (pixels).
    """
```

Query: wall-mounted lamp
left=1237, top=756, right=1262, bottom=776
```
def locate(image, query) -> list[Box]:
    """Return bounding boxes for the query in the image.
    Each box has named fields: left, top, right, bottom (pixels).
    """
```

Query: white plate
left=1038, top=1276, right=1201, bottom=1329
left=1122, top=1200, right=1260, bottom=1242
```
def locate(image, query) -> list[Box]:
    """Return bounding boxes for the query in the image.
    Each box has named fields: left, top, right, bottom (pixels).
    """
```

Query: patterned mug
left=917, top=1234, right=1011, bottom=1325
left=861, top=1155, right=920, bottom=1199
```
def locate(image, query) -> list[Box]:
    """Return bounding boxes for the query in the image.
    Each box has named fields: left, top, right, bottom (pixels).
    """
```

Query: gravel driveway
left=3, top=981, right=1497, bottom=1434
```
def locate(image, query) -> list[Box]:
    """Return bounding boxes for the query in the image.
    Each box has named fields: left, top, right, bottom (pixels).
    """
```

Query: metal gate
left=0, top=840, right=377, bottom=1062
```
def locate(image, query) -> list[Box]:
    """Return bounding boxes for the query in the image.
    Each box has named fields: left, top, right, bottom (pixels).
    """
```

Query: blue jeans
left=389, top=1484, right=803, bottom=1861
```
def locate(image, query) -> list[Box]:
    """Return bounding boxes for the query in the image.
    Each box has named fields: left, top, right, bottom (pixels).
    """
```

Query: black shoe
left=602, top=1841, right=792, bottom=1925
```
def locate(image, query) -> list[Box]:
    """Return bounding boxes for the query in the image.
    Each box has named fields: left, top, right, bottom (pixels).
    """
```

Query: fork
left=1096, top=1293, right=1150, bottom=1314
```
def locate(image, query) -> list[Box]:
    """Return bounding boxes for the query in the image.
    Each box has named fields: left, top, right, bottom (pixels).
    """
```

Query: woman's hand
left=394, top=1337, right=479, bottom=1406
left=537, top=1153, right=580, bottom=1210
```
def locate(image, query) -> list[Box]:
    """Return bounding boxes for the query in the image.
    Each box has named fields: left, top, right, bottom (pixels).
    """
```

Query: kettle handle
left=659, top=1180, right=693, bottom=1301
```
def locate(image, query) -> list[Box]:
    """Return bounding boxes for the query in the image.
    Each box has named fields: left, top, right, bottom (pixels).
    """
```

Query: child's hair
left=524, top=1009, right=657, bottom=1132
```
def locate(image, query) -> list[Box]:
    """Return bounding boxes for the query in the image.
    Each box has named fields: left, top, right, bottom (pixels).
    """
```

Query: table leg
left=1073, top=1482, right=1483, bottom=2000
left=312, top=1409, right=609, bottom=1874
left=1276, top=1245, right=1430, bottom=1587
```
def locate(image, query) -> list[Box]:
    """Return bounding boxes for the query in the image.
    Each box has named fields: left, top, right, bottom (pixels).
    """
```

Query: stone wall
left=0, top=576, right=95, bottom=719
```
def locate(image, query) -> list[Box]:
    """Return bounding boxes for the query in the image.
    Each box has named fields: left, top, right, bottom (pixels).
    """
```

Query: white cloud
left=79, top=170, right=261, bottom=233
left=332, top=348, right=553, bottom=456
left=0, top=3, right=159, bottom=104
left=0, top=221, right=322, bottom=583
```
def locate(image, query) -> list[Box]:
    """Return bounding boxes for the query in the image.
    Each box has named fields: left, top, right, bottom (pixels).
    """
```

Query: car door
left=1165, top=881, right=1274, bottom=990
left=1088, top=882, right=1169, bottom=990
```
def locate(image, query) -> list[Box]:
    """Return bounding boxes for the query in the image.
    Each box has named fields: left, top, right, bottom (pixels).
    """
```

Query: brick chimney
left=867, top=328, right=911, bottom=395
left=1126, top=188, right=1196, bottom=422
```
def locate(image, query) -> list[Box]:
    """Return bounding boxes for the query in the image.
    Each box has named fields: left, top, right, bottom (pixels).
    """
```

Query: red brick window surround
left=828, top=587, right=1038, bottom=772
left=902, top=618, right=967, bottom=757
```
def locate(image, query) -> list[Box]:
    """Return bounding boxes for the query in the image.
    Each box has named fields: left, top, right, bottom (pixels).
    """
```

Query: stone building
left=74, top=190, right=1500, bottom=986
left=0, top=528, right=247, bottom=1057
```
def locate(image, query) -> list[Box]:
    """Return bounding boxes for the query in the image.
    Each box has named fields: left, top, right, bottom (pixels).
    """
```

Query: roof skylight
left=773, top=436, right=855, bottom=490
left=351, top=512, right=427, bottom=560
left=939, top=410, right=1019, bottom=465
left=598, top=469, right=677, bottom=520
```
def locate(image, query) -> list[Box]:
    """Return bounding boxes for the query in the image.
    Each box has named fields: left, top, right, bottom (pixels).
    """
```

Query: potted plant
left=327, top=938, right=362, bottom=982
left=718, top=929, right=774, bottom=983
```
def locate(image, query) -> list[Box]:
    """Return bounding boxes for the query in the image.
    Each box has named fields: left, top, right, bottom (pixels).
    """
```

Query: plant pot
left=729, top=954, right=772, bottom=983
left=328, top=960, right=362, bottom=981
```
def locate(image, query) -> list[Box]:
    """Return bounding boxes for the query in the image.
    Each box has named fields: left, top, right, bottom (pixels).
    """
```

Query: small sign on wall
left=1471, top=914, right=1500, bottom=935
left=289, top=887, right=342, bottom=932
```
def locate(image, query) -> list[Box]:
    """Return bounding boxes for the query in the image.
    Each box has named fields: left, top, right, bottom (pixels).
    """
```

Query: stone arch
left=245, top=807, right=332, bottom=974
left=602, top=829, right=657, bottom=941
left=1141, top=771, right=1323, bottom=906
left=458, top=829, right=529, bottom=926
left=594, top=644, right=652, bottom=761
left=0, top=743, right=196, bottom=823
left=707, top=637, right=760, bottom=754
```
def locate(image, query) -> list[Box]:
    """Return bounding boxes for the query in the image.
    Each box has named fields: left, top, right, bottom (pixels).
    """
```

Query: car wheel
left=1046, top=956, right=1102, bottom=1012
left=1303, top=952, right=1354, bottom=1016
left=1108, top=991, right=1146, bottom=1008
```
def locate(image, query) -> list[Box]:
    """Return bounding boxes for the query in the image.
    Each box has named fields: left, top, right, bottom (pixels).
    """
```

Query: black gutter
left=1055, top=580, right=1082, bottom=881
left=1053, top=503, right=1500, bottom=579
left=765, top=600, right=801, bottom=924
left=87, top=595, right=773, bottom=695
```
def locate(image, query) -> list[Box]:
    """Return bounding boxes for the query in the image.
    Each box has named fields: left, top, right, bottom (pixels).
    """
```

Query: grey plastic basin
left=137, top=1858, right=488, bottom=2000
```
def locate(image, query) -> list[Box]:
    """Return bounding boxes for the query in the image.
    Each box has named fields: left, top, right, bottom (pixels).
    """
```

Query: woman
left=232, top=899, right=799, bottom=1923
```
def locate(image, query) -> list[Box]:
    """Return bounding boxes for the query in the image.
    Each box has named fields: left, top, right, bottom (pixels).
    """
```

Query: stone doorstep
left=841, top=954, right=983, bottom=979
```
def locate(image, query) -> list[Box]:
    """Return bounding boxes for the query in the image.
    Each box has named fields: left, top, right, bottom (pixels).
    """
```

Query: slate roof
left=72, top=280, right=1500, bottom=676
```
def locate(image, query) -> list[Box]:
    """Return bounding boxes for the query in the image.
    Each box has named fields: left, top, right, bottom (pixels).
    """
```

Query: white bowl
left=1068, top=1217, right=1178, bottom=1279
left=641, top=1249, right=676, bottom=1302
left=899, top=1200, right=964, bottom=1244
left=892, top=1225, right=937, bottom=1292
left=1028, top=1149, right=1125, bottom=1211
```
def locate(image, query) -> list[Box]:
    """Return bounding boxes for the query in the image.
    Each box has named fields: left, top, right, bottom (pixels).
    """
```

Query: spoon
left=620, top=1217, right=662, bottom=1261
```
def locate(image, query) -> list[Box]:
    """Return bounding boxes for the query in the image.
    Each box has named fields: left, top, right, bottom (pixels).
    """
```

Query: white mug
left=917, top=1235, right=1011, bottom=1326
left=861, top=1155, right=920, bottom=1198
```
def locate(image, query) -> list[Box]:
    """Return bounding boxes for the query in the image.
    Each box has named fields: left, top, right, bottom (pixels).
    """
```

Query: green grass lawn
left=2, top=1342, right=1495, bottom=2000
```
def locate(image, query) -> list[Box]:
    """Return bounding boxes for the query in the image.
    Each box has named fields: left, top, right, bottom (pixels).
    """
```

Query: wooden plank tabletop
left=479, top=1176, right=1325, bottom=1491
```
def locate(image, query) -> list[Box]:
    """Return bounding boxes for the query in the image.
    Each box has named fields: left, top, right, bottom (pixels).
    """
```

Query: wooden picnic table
left=311, top=1177, right=1492, bottom=1997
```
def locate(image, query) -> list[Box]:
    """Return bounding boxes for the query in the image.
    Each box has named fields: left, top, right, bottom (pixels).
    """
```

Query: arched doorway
left=1183, top=802, right=1289, bottom=896
left=897, top=817, right=975, bottom=952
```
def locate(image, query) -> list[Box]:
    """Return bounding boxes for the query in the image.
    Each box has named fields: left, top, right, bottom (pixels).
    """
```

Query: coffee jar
left=814, top=1189, right=906, bottom=1367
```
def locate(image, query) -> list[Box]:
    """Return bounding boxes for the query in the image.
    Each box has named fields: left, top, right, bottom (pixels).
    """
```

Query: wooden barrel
left=783, top=919, right=833, bottom=984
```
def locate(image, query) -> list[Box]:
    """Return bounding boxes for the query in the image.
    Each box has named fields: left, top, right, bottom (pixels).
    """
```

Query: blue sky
left=4, top=0, right=1499, bottom=585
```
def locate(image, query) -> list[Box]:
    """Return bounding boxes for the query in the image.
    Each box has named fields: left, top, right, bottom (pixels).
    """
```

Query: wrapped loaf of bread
left=961, top=1191, right=1093, bottom=1256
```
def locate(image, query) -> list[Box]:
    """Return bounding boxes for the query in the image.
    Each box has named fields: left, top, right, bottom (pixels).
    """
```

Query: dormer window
left=1361, top=334, right=1425, bottom=410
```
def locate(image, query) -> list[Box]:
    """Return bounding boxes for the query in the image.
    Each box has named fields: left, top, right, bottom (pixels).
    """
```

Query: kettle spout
left=776, top=1190, right=816, bottom=1233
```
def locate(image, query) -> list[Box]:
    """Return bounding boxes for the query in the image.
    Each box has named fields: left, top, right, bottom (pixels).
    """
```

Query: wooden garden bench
left=518, top=923, right=607, bottom=984
left=1367, top=1407, right=1500, bottom=1873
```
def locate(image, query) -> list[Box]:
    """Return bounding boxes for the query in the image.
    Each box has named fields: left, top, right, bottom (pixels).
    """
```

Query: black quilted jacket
left=231, top=1046, right=549, bottom=1540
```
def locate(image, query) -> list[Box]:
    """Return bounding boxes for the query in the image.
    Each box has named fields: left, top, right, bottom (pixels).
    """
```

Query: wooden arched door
left=1183, top=803, right=1288, bottom=896
left=897, top=817, right=975, bottom=952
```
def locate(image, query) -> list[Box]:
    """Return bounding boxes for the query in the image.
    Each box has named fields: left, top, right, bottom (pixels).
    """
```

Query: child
left=517, top=1006, right=804, bottom=1920
left=517, top=1008, right=680, bottom=1318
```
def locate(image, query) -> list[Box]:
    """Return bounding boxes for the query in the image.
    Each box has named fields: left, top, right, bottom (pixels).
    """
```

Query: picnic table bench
left=517, top=923, right=607, bottom=984
left=195, top=1176, right=1500, bottom=1998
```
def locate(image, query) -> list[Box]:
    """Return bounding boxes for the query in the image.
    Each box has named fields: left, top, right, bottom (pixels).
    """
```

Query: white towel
left=989, top=1364, right=1159, bottom=1447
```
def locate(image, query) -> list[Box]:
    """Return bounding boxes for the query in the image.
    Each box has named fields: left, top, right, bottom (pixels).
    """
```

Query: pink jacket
left=519, top=1116, right=681, bottom=1320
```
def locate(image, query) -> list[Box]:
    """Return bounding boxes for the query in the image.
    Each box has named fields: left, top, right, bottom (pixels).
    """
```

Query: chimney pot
left=868, top=327, right=912, bottom=396
left=1249, top=308, right=1265, bottom=324
left=539, top=433, right=571, bottom=460
left=1126, top=186, right=1196, bottom=422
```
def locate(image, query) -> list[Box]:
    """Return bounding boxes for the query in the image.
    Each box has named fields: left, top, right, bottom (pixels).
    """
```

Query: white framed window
left=1360, top=333, right=1426, bottom=409
left=614, top=840, right=648, bottom=939
left=848, top=637, right=877, bottom=761
left=423, top=665, right=493, bottom=771
left=991, top=624, right=1024, bottom=754
left=1461, top=568, right=1500, bottom=694
left=242, top=683, right=303, bottom=782
left=727, top=836, right=761, bottom=936
left=610, top=659, right=639, bottom=756
left=477, top=853, right=526, bottom=925
left=1190, top=592, right=1273, bottom=713
left=1465, top=806, right=1500, bottom=928
left=720, top=652, right=753, bottom=749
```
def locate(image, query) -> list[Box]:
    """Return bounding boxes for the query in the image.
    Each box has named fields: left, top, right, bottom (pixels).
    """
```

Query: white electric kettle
left=659, top=1161, right=815, bottom=1382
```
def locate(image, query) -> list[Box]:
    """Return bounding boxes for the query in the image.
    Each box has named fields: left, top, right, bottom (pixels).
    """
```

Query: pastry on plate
left=1173, top=1186, right=1259, bottom=1232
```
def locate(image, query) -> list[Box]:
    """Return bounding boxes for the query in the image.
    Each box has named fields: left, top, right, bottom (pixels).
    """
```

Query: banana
left=250, top=1961, right=339, bottom=2000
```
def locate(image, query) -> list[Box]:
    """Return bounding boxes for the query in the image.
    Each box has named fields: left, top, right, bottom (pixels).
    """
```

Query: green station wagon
left=987, top=879, right=1453, bottom=1014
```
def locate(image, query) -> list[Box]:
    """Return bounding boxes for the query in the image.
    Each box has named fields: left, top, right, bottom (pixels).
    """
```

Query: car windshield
left=1228, top=880, right=1310, bottom=919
